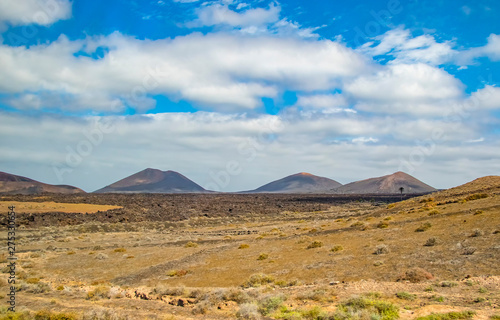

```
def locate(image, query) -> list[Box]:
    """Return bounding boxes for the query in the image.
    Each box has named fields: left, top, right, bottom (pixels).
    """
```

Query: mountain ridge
left=335, top=171, right=436, bottom=194
left=242, top=172, right=342, bottom=193
left=0, top=171, right=85, bottom=195
left=93, top=168, right=207, bottom=193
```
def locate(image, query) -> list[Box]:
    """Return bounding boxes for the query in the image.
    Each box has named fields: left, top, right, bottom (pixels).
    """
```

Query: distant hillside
left=94, top=168, right=207, bottom=193
left=336, top=171, right=436, bottom=194
left=0, top=171, right=85, bottom=195
left=243, top=172, right=342, bottom=193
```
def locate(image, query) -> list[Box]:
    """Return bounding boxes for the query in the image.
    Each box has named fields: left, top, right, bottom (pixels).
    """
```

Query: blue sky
left=0, top=0, right=499, bottom=192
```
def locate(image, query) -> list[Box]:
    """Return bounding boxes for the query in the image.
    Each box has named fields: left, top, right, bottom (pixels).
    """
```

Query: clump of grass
left=297, top=289, right=328, bottom=302
left=465, top=193, right=488, bottom=201
left=238, top=244, right=250, bottom=249
left=440, top=281, right=458, bottom=288
left=185, top=241, right=198, bottom=248
left=307, top=240, right=323, bottom=249
left=33, top=309, right=78, bottom=320
left=242, top=273, right=275, bottom=288
left=415, top=222, right=432, bottom=232
left=474, top=210, right=483, bottom=215
left=274, top=279, right=300, bottom=287
left=377, top=221, right=389, bottom=229
left=396, top=291, right=416, bottom=301
left=489, top=315, right=500, bottom=320
left=397, top=267, right=433, bottom=283
left=236, top=303, right=260, bottom=319
left=333, top=296, right=399, bottom=320
left=374, top=244, right=389, bottom=255
left=67, top=251, right=76, bottom=255
left=258, top=294, right=286, bottom=315
left=374, top=261, right=384, bottom=267
left=428, top=209, right=440, bottom=216
left=415, top=310, right=475, bottom=320
left=331, top=245, right=344, bottom=252
left=166, top=269, right=190, bottom=277
left=387, top=203, right=396, bottom=209
left=257, top=253, right=269, bottom=260
left=86, top=286, right=110, bottom=301
left=25, top=278, right=40, bottom=284
left=113, top=247, right=126, bottom=253
left=478, top=287, right=488, bottom=293
left=424, top=237, right=437, bottom=246
left=420, top=198, right=435, bottom=203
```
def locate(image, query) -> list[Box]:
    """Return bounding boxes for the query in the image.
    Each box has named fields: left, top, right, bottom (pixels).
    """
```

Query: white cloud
left=295, top=94, right=347, bottom=109
left=0, top=32, right=370, bottom=112
left=189, top=3, right=280, bottom=28
left=345, top=63, right=464, bottom=116
left=1, top=111, right=497, bottom=192
left=0, top=0, right=72, bottom=28
left=352, top=137, right=378, bottom=143
left=459, top=33, right=500, bottom=64
left=361, top=28, right=456, bottom=65
left=469, top=85, right=500, bottom=110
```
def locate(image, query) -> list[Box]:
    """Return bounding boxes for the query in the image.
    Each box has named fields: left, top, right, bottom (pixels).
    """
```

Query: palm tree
left=399, top=187, right=404, bottom=201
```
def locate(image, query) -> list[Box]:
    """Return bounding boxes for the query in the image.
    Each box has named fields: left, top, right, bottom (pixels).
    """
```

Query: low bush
left=333, top=296, right=399, bottom=320
left=397, top=267, right=433, bottom=283
left=242, top=273, right=275, bottom=288
left=424, top=237, right=437, bottom=246
left=396, top=291, right=416, bottom=301
left=307, top=241, right=323, bottom=249
left=415, top=310, right=475, bottom=320
left=415, top=223, right=432, bottom=232
left=374, top=244, right=389, bottom=255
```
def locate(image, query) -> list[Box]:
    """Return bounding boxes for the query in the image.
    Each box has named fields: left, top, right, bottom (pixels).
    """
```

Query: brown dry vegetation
left=0, top=176, right=498, bottom=319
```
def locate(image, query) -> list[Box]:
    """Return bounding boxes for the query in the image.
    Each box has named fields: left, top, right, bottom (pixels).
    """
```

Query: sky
left=0, top=0, right=499, bottom=192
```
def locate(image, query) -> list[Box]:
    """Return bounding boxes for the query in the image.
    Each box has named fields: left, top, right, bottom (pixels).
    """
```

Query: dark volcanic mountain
left=0, top=171, right=85, bottom=195
left=94, top=168, right=207, bottom=193
left=335, top=171, right=436, bottom=194
left=243, top=172, right=342, bottom=193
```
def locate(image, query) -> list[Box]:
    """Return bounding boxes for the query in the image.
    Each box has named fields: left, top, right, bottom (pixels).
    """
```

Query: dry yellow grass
left=0, top=201, right=121, bottom=213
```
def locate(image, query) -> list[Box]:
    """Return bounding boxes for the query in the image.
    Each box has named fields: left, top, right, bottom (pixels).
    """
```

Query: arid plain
left=0, top=176, right=499, bottom=320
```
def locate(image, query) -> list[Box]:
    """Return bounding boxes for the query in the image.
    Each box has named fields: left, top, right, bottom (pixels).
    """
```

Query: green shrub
left=258, top=294, right=285, bottom=315
left=415, top=310, right=475, bottom=320
left=33, top=310, right=77, bottom=320
left=334, top=296, right=399, bottom=320
left=396, top=291, right=416, bottom=300
left=440, top=281, right=458, bottom=288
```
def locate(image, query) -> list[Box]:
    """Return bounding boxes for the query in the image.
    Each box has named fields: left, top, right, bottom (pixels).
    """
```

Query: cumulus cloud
left=360, top=28, right=456, bottom=65
left=189, top=3, right=280, bottom=28
left=0, top=111, right=497, bottom=192
left=0, top=0, right=72, bottom=28
left=344, top=63, right=464, bottom=116
left=458, top=33, right=500, bottom=64
left=0, top=32, right=369, bottom=112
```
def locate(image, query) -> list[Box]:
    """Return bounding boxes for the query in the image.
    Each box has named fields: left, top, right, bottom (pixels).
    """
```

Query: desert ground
left=0, top=177, right=499, bottom=320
